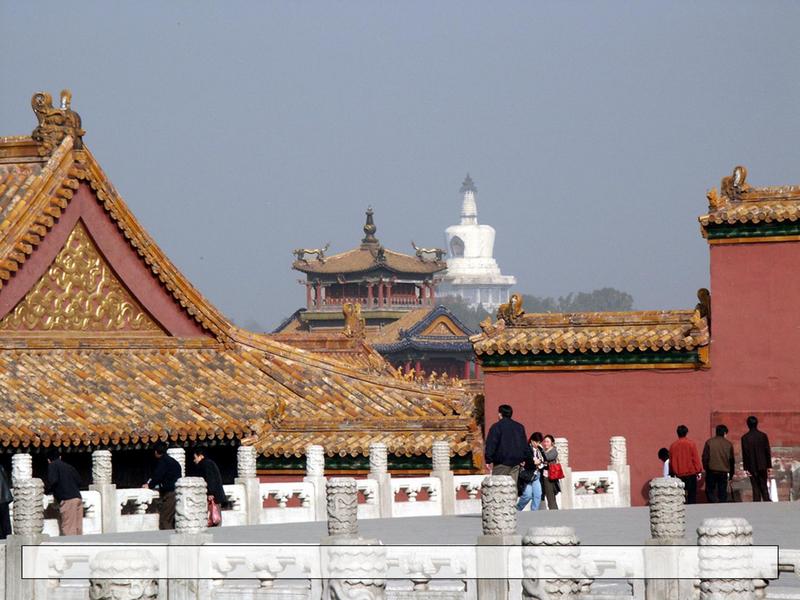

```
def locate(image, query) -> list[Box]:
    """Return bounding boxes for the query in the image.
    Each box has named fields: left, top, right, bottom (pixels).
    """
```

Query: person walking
left=484, top=404, right=528, bottom=485
left=192, top=448, right=226, bottom=527
left=668, top=425, right=703, bottom=504
left=0, top=464, right=12, bottom=539
left=516, top=432, right=544, bottom=511
left=45, top=449, right=84, bottom=536
left=539, top=434, right=560, bottom=510
left=741, top=415, right=772, bottom=501
left=702, top=425, right=735, bottom=503
left=143, top=442, right=182, bottom=530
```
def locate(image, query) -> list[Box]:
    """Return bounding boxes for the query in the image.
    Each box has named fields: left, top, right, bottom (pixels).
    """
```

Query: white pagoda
left=438, top=174, right=516, bottom=311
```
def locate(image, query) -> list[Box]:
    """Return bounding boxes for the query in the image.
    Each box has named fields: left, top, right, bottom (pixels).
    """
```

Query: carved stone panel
left=609, top=436, right=627, bottom=467
left=431, top=441, right=451, bottom=473
left=92, top=450, right=113, bottom=485
left=649, top=477, right=686, bottom=540
left=11, top=453, right=32, bottom=487
left=554, top=437, right=569, bottom=468
left=237, top=446, right=257, bottom=479
left=12, top=478, right=44, bottom=535
left=326, top=478, right=358, bottom=537
left=175, top=477, right=207, bottom=534
left=306, top=445, right=325, bottom=477
left=89, top=549, right=159, bottom=600
left=369, top=442, right=388, bottom=475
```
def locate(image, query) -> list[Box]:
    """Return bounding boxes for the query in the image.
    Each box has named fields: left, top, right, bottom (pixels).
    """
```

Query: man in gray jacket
left=702, top=424, right=735, bottom=502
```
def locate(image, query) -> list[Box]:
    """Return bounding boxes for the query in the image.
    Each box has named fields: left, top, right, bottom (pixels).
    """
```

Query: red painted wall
left=709, top=242, right=800, bottom=412
left=482, top=239, right=800, bottom=506
left=484, top=368, right=709, bottom=505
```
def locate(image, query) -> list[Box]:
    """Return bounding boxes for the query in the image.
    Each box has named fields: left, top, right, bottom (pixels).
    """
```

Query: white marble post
left=170, top=476, right=212, bottom=600
left=324, top=537, right=387, bottom=600
left=10, top=453, right=32, bottom=488
left=554, top=437, right=573, bottom=509
left=368, top=442, right=392, bottom=518
left=166, top=447, right=186, bottom=477
left=326, top=478, right=358, bottom=538
left=304, top=444, right=327, bottom=521
left=608, top=436, right=631, bottom=507
left=478, top=475, right=520, bottom=600
left=522, top=526, right=593, bottom=599
left=5, top=478, right=47, bottom=600
left=90, top=449, right=118, bottom=534
left=645, top=477, right=690, bottom=600
left=88, top=549, right=159, bottom=600
left=431, top=440, right=456, bottom=515
left=235, top=445, right=261, bottom=525
left=697, top=518, right=761, bottom=600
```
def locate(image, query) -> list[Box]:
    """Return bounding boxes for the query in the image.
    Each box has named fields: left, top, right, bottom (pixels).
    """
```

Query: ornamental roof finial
left=361, top=207, right=379, bottom=247
left=460, top=173, right=477, bottom=194
left=31, top=89, right=85, bottom=156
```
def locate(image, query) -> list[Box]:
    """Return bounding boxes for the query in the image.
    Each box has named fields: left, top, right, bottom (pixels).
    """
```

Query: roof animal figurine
left=342, top=302, right=365, bottom=338
left=293, top=243, right=330, bottom=263
left=371, top=245, right=387, bottom=265
left=720, top=165, right=750, bottom=201
left=31, top=90, right=85, bottom=155
left=497, top=293, right=524, bottom=325
left=411, top=241, right=446, bottom=262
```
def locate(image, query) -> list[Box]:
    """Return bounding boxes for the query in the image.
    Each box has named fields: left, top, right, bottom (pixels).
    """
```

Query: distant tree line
left=440, top=287, right=634, bottom=332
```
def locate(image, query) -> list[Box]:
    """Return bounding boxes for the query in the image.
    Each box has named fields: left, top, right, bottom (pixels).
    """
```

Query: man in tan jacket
left=702, top=424, right=735, bottom=503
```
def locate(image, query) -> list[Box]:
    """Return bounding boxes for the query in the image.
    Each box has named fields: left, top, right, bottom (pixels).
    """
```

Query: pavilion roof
left=292, top=246, right=445, bottom=276
left=0, top=92, right=480, bottom=462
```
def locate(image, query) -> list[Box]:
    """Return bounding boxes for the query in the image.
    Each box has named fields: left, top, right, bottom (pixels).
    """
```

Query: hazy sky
left=3, top=2, right=799, bottom=329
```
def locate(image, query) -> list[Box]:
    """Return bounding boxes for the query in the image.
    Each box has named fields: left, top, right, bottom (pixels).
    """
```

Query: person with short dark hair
left=668, top=425, right=702, bottom=504
left=702, top=424, right=734, bottom=503
left=741, top=416, right=772, bottom=501
left=484, top=404, right=528, bottom=485
left=516, top=432, right=544, bottom=511
left=192, top=448, right=226, bottom=527
left=45, top=448, right=83, bottom=536
left=144, top=443, right=182, bottom=530
left=657, top=447, right=670, bottom=478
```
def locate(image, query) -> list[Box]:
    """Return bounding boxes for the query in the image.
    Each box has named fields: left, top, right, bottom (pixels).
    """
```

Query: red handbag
left=207, top=496, right=222, bottom=527
left=547, top=463, right=565, bottom=481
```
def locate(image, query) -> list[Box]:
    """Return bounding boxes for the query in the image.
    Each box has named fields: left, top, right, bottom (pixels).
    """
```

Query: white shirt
left=662, top=459, right=670, bottom=478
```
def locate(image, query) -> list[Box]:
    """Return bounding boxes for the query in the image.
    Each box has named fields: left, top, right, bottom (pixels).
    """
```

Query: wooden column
left=404, top=361, right=412, bottom=374
left=415, top=360, right=422, bottom=374
left=386, top=281, right=393, bottom=307
left=429, top=282, right=436, bottom=305
left=306, top=283, right=313, bottom=309
left=367, top=284, right=374, bottom=307
left=378, top=282, right=384, bottom=307
left=463, top=360, right=471, bottom=379
left=314, top=281, right=322, bottom=308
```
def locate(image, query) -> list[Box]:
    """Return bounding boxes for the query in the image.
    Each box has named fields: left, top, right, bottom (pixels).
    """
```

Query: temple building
left=275, top=210, right=478, bottom=378
left=0, top=91, right=484, bottom=485
left=472, top=166, right=800, bottom=504
left=438, top=175, right=516, bottom=311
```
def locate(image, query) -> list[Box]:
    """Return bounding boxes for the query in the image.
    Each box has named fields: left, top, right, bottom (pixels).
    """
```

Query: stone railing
left=6, top=436, right=632, bottom=540
left=8, top=474, right=797, bottom=600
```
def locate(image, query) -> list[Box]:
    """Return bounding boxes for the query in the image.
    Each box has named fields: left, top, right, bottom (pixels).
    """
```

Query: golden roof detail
left=0, top=221, right=163, bottom=333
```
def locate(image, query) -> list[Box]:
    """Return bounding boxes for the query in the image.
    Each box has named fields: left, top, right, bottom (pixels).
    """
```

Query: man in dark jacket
left=143, top=442, right=182, bottom=530
left=741, top=415, right=772, bottom=501
left=484, top=404, right=528, bottom=485
left=192, top=448, right=226, bottom=526
left=702, top=424, right=735, bottom=503
left=45, top=449, right=83, bottom=536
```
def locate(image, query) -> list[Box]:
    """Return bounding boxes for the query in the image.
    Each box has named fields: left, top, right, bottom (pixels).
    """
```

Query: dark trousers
left=159, top=491, right=176, bottom=530
left=679, top=475, right=698, bottom=504
left=705, top=470, right=729, bottom=503
left=0, top=502, right=11, bottom=539
left=749, top=470, right=770, bottom=501
left=539, top=476, right=559, bottom=510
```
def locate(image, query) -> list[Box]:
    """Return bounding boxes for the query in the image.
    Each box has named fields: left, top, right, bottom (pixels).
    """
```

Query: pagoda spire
left=361, top=206, right=380, bottom=247
left=460, top=173, right=478, bottom=225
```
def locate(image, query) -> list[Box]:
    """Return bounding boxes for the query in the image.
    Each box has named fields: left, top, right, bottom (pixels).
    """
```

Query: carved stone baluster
left=608, top=436, right=630, bottom=507
left=167, top=448, right=186, bottom=477
left=11, top=453, right=33, bottom=488
left=326, top=478, right=358, bottom=538
left=554, top=437, right=573, bottom=509
left=697, top=518, right=762, bottom=600
left=6, top=478, right=47, bottom=600
left=235, top=445, right=261, bottom=525
left=90, top=449, right=118, bottom=533
left=522, top=526, right=593, bottom=599
left=305, top=444, right=327, bottom=520
left=431, top=440, right=455, bottom=515
left=88, top=549, right=159, bottom=600
left=324, top=538, right=387, bottom=600
left=645, top=477, right=691, bottom=600
left=170, top=477, right=212, bottom=600
left=174, top=477, right=207, bottom=535
left=368, top=442, right=392, bottom=518
left=478, top=475, right=520, bottom=600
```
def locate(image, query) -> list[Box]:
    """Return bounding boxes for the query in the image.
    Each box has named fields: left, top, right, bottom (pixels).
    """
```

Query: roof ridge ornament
left=31, top=89, right=85, bottom=156
left=411, top=241, right=446, bottom=263
left=720, top=165, right=750, bottom=201
left=361, top=207, right=379, bottom=247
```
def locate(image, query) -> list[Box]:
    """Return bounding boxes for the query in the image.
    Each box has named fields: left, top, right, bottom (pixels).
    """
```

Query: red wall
left=709, top=241, right=800, bottom=412
left=484, top=368, right=709, bottom=505
left=482, top=239, right=800, bottom=506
